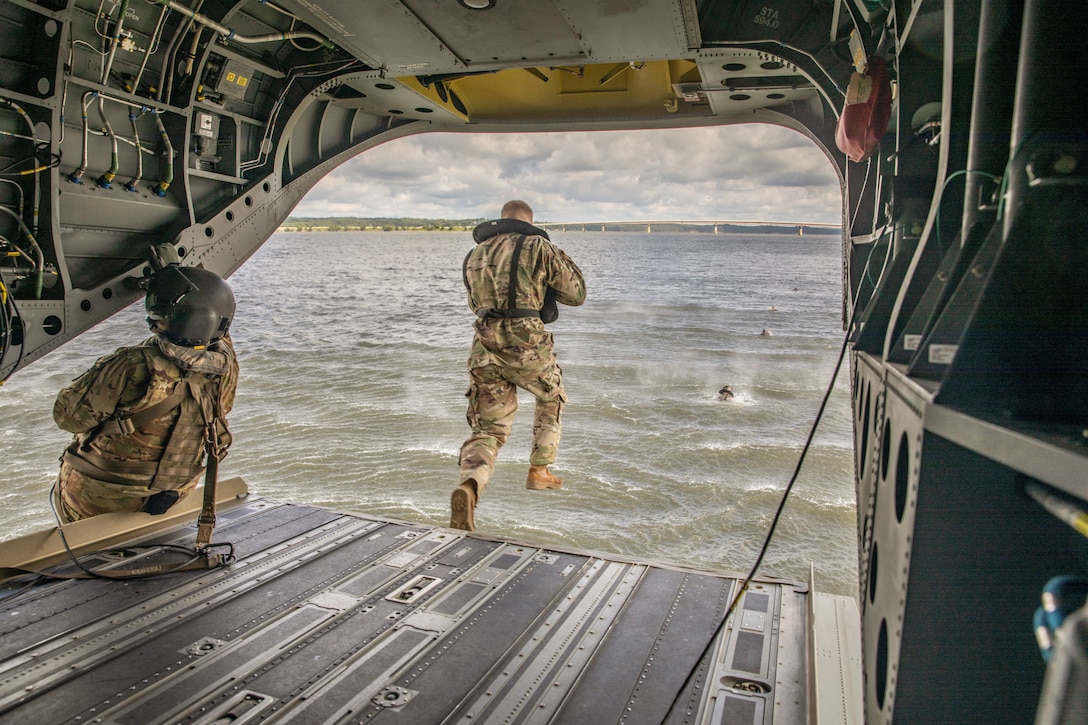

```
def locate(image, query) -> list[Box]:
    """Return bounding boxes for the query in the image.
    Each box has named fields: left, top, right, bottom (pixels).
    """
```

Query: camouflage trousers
left=54, top=463, right=200, bottom=523
left=459, top=360, right=566, bottom=498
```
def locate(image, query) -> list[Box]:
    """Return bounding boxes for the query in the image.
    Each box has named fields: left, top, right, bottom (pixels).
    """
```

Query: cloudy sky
left=291, top=124, right=843, bottom=224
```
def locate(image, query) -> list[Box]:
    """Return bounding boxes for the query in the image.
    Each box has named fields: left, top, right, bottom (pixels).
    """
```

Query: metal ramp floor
left=0, top=482, right=811, bottom=724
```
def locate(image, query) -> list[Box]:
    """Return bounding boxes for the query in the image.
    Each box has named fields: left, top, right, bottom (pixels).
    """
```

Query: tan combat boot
left=450, top=480, right=477, bottom=531
left=526, top=465, right=563, bottom=490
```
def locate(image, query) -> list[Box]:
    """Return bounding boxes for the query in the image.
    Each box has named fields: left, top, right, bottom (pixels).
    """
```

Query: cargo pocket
left=464, top=383, right=481, bottom=430
left=534, top=367, right=566, bottom=405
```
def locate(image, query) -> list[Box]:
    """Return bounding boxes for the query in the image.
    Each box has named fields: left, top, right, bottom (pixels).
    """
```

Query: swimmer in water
left=760, top=329, right=772, bottom=336
left=718, top=385, right=734, bottom=400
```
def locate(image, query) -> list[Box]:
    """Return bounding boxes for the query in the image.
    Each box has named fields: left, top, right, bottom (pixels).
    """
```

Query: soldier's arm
left=217, top=334, right=240, bottom=415
left=462, top=245, right=487, bottom=312
left=541, top=242, right=586, bottom=307
left=53, top=348, right=139, bottom=433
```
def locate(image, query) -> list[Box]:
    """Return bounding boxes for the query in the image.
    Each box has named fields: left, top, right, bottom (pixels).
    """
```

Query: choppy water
left=1, top=231, right=859, bottom=597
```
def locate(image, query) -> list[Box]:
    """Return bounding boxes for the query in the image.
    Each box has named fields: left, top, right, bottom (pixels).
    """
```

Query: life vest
left=62, top=337, right=232, bottom=491
left=464, top=218, right=558, bottom=323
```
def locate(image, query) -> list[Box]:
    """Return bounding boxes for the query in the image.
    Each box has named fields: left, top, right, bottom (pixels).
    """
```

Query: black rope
left=10, top=481, right=238, bottom=585
left=664, top=325, right=851, bottom=720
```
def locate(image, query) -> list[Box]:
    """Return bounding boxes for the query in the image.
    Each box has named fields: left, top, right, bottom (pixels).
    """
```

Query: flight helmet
left=145, top=265, right=235, bottom=348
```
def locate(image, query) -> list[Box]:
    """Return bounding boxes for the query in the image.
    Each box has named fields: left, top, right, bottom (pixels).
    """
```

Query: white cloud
left=292, top=124, right=842, bottom=224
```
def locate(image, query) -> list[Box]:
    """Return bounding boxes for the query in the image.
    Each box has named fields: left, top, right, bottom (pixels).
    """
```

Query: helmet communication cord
left=17, top=482, right=237, bottom=585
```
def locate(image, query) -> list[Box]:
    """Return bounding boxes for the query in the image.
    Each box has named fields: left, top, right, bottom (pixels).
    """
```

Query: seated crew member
left=452, top=199, right=586, bottom=532
left=52, top=247, right=238, bottom=522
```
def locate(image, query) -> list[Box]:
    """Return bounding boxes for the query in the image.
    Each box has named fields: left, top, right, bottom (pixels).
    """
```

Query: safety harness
left=49, top=362, right=233, bottom=575
left=61, top=338, right=231, bottom=522
left=62, top=377, right=210, bottom=481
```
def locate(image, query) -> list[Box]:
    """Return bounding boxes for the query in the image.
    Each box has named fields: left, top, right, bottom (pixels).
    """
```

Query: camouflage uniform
left=459, top=227, right=586, bottom=497
left=53, top=333, right=238, bottom=522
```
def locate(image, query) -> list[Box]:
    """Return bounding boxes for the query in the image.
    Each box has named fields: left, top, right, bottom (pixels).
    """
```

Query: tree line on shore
left=279, top=217, right=840, bottom=235
left=280, top=217, right=482, bottom=232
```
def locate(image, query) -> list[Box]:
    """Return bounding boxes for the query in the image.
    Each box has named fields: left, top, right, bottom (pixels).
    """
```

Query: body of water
left=1, top=231, right=858, bottom=597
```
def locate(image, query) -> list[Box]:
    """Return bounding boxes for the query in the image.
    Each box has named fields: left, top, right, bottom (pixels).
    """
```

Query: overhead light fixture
left=458, top=0, right=496, bottom=9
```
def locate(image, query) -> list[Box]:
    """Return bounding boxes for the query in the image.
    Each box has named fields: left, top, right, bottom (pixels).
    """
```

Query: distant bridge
left=536, top=219, right=840, bottom=236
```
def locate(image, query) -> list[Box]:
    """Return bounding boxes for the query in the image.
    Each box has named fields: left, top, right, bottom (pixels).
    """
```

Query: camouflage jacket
left=464, top=226, right=585, bottom=370
left=55, top=333, right=238, bottom=486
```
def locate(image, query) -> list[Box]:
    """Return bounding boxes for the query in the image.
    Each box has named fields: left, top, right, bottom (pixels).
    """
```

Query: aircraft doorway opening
left=1, top=127, right=855, bottom=598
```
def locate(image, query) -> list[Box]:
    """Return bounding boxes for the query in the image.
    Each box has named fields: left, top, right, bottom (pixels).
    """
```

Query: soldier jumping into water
left=452, top=200, right=586, bottom=532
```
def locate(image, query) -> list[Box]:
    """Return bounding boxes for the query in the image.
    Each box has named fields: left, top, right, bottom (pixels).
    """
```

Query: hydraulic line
left=131, top=2, right=171, bottom=94
left=142, top=0, right=341, bottom=178
left=0, top=98, right=42, bottom=239
left=70, top=0, right=336, bottom=193
left=100, top=0, right=131, bottom=84
left=1025, top=481, right=1088, bottom=539
left=183, top=25, right=203, bottom=76
left=153, top=111, right=172, bottom=196
left=157, top=0, right=202, bottom=104
left=2, top=245, right=35, bottom=267
left=59, top=41, right=96, bottom=146
left=95, top=94, right=120, bottom=189
left=68, top=90, right=96, bottom=184
left=91, top=3, right=125, bottom=190
left=0, top=129, right=39, bottom=144
left=851, top=224, right=897, bottom=313
left=89, top=97, right=166, bottom=194
left=67, top=89, right=163, bottom=192
left=125, top=108, right=144, bottom=191
left=258, top=0, right=326, bottom=51
left=0, top=179, right=24, bottom=219
left=238, top=58, right=361, bottom=173
left=147, top=0, right=333, bottom=48
left=0, top=206, right=43, bottom=299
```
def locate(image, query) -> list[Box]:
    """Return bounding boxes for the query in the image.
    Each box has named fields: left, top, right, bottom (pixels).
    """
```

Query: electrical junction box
left=194, top=110, right=218, bottom=140
left=215, top=59, right=254, bottom=100
left=191, top=111, right=221, bottom=172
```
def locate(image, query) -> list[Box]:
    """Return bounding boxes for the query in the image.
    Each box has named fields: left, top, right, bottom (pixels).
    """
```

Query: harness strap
left=468, top=233, right=543, bottom=320
left=195, top=427, right=220, bottom=549
left=151, top=377, right=210, bottom=491
left=476, top=308, right=541, bottom=319
left=62, top=443, right=159, bottom=486
left=93, top=386, right=187, bottom=437
left=507, top=233, right=526, bottom=311
left=64, top=375, right=223, bottom=493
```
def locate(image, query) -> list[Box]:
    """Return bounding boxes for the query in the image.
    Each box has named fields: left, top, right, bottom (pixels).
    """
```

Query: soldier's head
left=500, top=199, right=533, bottom=223
left=145, top=266, right=235, bottom=349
